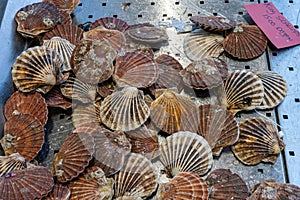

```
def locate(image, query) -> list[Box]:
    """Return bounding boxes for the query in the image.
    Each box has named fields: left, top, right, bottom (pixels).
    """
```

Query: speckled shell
left=72, top=102, right=101, bottom=128
left=0, top=153, right=26, bottom=177
left=256, top=71, right=288, bottom=109
left=223, top=24, right=267, bottom=59
left=12, top=46, right=65, bottom=94
left=69, top=166, right=114, bottom=200
left=190, top=16, right=236, bottom=32
left=90, top=17, right=130, bottom=32
left=206, top=168, right=249, bottom=200
left=97, top=79, right=116, bottom=98
left=157, top=172, right=209, bottom=200
left=15, top=2, right=60, bottom=37
left=71, top=39, right=117, bottom=84
left=100, top=86, right=150, bottom=131
left=4, top=91, right=48, bottom=126
left=0, top=166, right=54, bottom=200
left=44, top=184, right=71, bottom=200
left=114, top=51, right=158, bottom=88
left=159, top=131, right=213, bottom=177
left=221, top=70, right=264, bottom=115
left=183, top=31, right=224, bottom=61
left=232, top=118, right=285, bottom=165
left=180, top=57, right=228, bottom=89
left=45, top=86, right=72, bottom=110
left=52, top=132, right=95, bottom=182
left=43, top=0, right=80, bottom=14
left=1, top=114, right=44, bottom=162
left=113, top=153, right=158, bottom=199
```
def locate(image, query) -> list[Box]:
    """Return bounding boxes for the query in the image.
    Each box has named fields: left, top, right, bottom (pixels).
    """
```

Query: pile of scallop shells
left=1, top=1, right=299, bottom=199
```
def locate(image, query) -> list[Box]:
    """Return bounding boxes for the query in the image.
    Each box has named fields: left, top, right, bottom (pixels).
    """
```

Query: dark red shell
left=90, top=17, right=130, bottom=32
left=44, top=86, right=72, bottom=110
left=190, top=16, right=236, bottom=32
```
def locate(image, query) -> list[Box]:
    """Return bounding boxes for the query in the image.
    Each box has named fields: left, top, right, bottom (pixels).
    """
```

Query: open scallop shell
left=4, top=91, right=48, bottom=126
left=0, top=166, right=54, bottom=200
left=113, top=153, right=158, bottom=199
left=44, top=184, right=70, bottom=200
left=100, top=86, right=150, bottom=131
left=72, top=102, right=101, bottom=128
left=12, top=46, right=65, bottom=94
left=206, top=168, right=249, bottom=200
left=159, top=131, right=213, bottom=177
left=0, top=153, right=26, bottom=177
left=157, top=172, right=208, bottom=200
left=255, top=71, right=288, bottom=109
left=190, top=16, right=236, bottom=32
left=42, top=0, right=80, bottom=14
left=58, top=9, right=72, bottom=25
left=90, top=17, right=130, bottom=32
left=45, top=86, right=72, bottom=110
left=232, top=118, right=285, bottom=165
left=223, top=24, right=267, bottom=59
left=97, top=78, right=116, bottom=98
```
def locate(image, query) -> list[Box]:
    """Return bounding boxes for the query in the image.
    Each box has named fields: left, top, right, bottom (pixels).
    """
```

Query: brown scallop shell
left=180, top=57, right=228, bottom=89
left=0, top=166, right=54, bottom=200
left=157, top=172, right=209, bottom=200
left=43, top=0, right=80, bottom=14
left=72, top=102, right=101, bottom=128
left=223, top=24, right=267, bottom=59
left=4, top=91, right=48, bottom=126
left=190, top=16, right=236, bottom=32
left=58, top=9, right=72, bottom=25
left=71, top=39, right=117, bottom=84
left=97, top=78, right=116, bottom=98
left=15, top=2, right=60, bottom=38
left=256, top=71, right=288, bottom=109
left=52, top=132, right=95, bottom=182
left=1, top=114, right=44, bottom=162
left=90, top=17, right=130, bottom=32
left=206, top=168, right=249, bottom=200
left=44, top=184, right=70, bottom=200
left=232, top=118, right=285, bottom=165
left=114, top=51, right=158, bottom=88
left=45, top=86, right=72, bottom=110
left=160, top=131, right=213, bottom=177
left=113, top=153, right=158, bottom=199
left=12, top=46, right=65, bottom=94
left=0, top=153, right=26, bottom=177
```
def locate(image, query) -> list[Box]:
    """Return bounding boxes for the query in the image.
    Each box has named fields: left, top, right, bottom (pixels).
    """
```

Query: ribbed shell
left=45, top=86, right=72, bottom=110
left=159, top=131, right=213, bottom=177
left=222, top=70, right=264, bottom=115
left=190, top=16, right=236, bottom=32
left=44, top=184, right=71, bottom=200
left=0, top=166, right=54, bottom=200
left=42, top=0, right=80, bottom=14
left=12, top=46, right=65, bottom=94
left=52, top=132, right=95, bottom=182
left=58, top=9, right=72, bottom=25
left=256, top=71, right=288, bottom=109
left=100, top=86, right=150, bottom=131
left=97, top=79, right=116, bottom=98
left=72, top=102, right=101, bottom=128
left=114, top=51, right=158, bottom=88
left=206, top=168, right=249, bottom=200
left=1, top=114, right=44, bottom=162
left=223, top=24, right=267, bottom=59
left=0, top=153, right=26, bottom=177
left=157, top=172, right=209, bottom=200
left=113, top=153, right=158, bottom=199
left=90, top=17, right=130, bottom=32
left=4, top=91, right=48, bottom=126
left=232, top=118, right=285, bottom=165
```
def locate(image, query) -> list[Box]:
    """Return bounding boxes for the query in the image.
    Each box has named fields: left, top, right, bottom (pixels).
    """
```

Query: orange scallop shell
left=45, top=86, right=72, bottom=110
left=90, top=17, right=130, bottom=32
left=72, top=102, right=101, bottom=128
left=190, top=16, right=236, bottom=32
left=0, top=153, right=26, bottom=177
left=42, top=0, right=80, bottom=14
left=44, top=184, right=70, bottom=200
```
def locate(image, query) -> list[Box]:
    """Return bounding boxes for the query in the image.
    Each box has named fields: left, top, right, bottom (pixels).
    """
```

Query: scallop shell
left=15, top=2, right=60, bottom=38
left=4, top=91, right=48, bottom=126
left=58, top=9, right=72, bottom=25
left=52, top=132, right=95, bottom=182
left=45, top=86, right=72, bottom=110
left=97, top=78, right=116, bottom=98
left=1, top=114, right=44, bottom=162
left=183, top=30, right=224, bottom=61
left=71, top=39, right=117, bottom=84
left=100, top=86, right=150, bottom=131
left=256, top=71, right=288, bottom=109
left=42, top=0, right=80, bottom=14
left=190, top=16, right=236, bottom=32
left=157, top=172, right=209, bottom=200
left=223, top=24, right=267, bottom=59
left=113, top=153, right=158, bottom=199
left=232, top=118, right=285, bottom=165
left=221, top=70, right=264, bottom=115
left=72, top=102, right=101, bottom=128
left=44, top=184, right=71, bottom=200
left=180, top=57, right=228, bottom=89
left=113, top=51, right=158, bottom=88
left=0, top=153, right=26, bottom=177
left=206, top=168, right=249, bottom=200
left=159, top=131, right=213, bottom=177
left=90, top=17, right=130, bottom=32
left=12, top=46, right=65, bottom=94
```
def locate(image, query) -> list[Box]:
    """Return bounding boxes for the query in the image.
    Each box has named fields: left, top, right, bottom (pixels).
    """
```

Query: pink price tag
left=244, top=3, right=300, bottom=49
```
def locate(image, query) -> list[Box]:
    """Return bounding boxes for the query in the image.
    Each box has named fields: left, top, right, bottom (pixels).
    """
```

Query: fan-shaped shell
left=15, top=2, right=60, bottom=37
left=43, top=0, right=80, bottom=14
left=52, top=132, right=95, bottom=182
left=45, top=86, right=72, bottom=110
left=100, top=86, right=150, bottom=131
left=58, top=9, right=72, bottom=25
left=44, top=184, right=70, bottom=200
left=72, top=102, right=101, bottom=128
left=4, top=91, right=48, bottom=126
left=114, top=51, right=158, bottom=88
left=180, top=58, right=228, bottom=89
left=12, top=46, right=65, bottom=94
left=232, top=118, right=285, bottom=165
left=256, top=71, right=288, bottom=109
left=97, top=79, right=116, bottom=98
left=190, top=16, right=236, bottom=32
left=113, top=153, right=158, bottom=199
left=206, top=168, right=249, bottom=200
left=0, top=153, right=26, bottom=177
left=0, top=166, right=54, bottom=200
left=90, top=17, right=130, bottom=32
left=157, top=172, right=209, bottom=200
left=223, top=24, right=267, bottom=59
left=160, top=131, right=213, bottom=177
left=1, top=114, right=44, bottom=162
left=221, top=70, right=264, bottom=115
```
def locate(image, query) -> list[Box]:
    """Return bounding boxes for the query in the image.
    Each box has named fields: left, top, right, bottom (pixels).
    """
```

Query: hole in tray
left=175, top=1, right=180, bottom=5
left=54, top=150, right=59, bottom=154
left=102, top=3, right=106, bottom=6
left=88, top=15, right=93, bottom=18
left=138, top=14, right=143, bottom=18
left=188, top=13, right=193, bottom=17
left=264, top=0, right=268, bottom=2
left=266, top=113, right=272, bottom=117
left=225, top=0, right=229, bottom=3
left=295, top=98, right=300, bottom=102
left=238, top=11, right=243, bottom=15
left=289, top=0, right=293, bottom=3
left=59, top=115, right=65, bottom=119
left=163, top=14, right=167, bottom=17
left=289, top=151, right=295, bottom=156
left=280, top=12, right=283, bottom=15
left=283, top=115, right=288, bottom=119
left=213, top=12, right=218, bottom=16
left=151, top=2, right=155, bottom=5
left=288, top=67, right=294, bottom=71
left=113, top=15, right=118, bottom=18
left=78, top=3, right=82, bottom=6
left=272, top=52, right=277, bottom=56
left=200, top=1, right=205, bottom=4
left=250, top=0, right=254, bottom=2
left=294, top=25, right=299, bottom=29
left=245, top=65, right=250, bottom=69
left=175, top=53, right=180, bottom=57
left=257, top=169, right=264, bottom=174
